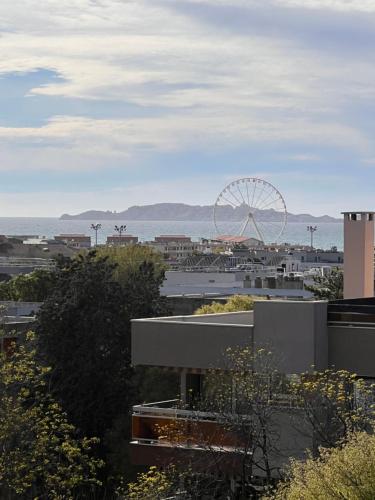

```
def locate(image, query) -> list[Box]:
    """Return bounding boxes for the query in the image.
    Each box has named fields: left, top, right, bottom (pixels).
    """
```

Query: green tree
left=0, top=333, right=102, bottom=499
left=96, top=245, right=168, bottom=318
left=0, top=268, right=57, bottom=302
left=35, top=251, right=169, bottom=490
left=95, top=245, right=166, bottom=285
left=194, top=294, right=257, bottom=315
left=36, top=252, right=133, bottom=438
left=305, top=268, right=343, bottom=300
left=268, top=431, right=375, bottom=500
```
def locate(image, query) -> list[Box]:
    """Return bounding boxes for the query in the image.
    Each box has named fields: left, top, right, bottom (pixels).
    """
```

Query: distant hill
left=60, top=203, right=341, bottom=223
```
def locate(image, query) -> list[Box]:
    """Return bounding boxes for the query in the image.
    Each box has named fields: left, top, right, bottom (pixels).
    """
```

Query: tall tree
left=36, top=252, right=133, bottom=438
left=0, top=333, right=102, bottom=499
left=35, top=250, right=169, bottom=490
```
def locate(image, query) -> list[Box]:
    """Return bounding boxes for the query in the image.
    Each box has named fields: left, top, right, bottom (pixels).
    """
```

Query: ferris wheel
left=213, top=177, right=287, bottom=244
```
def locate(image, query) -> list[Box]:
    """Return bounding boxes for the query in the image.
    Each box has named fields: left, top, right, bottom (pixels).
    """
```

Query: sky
left=1, top=0, right=375, bottom=217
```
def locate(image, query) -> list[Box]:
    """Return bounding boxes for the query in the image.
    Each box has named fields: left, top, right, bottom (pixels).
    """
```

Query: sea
left=0, top=218, right=344, bottom=250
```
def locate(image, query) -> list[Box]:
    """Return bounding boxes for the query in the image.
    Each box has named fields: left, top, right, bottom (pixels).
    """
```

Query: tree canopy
left=269, top=432, right=375, bottom=500
left=194, top=294, right=257, bottom=315
left=0, top=333, right=102, bottom=499
left=305, top=268, right=343, bottom=300
left=95, top=244, right=166, bottom=286
left=36, top=252, right=134, bottom=438
left=0, top=268, right=57, bottom=302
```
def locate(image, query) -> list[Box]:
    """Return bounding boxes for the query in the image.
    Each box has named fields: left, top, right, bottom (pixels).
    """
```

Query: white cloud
left=0, top=0, right=373, bottom=173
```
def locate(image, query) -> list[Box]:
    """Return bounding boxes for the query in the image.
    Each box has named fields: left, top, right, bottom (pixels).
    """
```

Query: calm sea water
left=0, top=218, right=344, bottom=250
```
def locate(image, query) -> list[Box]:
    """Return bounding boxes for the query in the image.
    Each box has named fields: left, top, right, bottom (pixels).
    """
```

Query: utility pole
left=90, top=223, right=102, bottom=247
left=114, top=224, right=126, bottom=245
left=307, top=225, right=317, bottom=249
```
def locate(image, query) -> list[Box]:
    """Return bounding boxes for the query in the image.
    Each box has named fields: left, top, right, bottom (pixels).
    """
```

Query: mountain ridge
left=60, top=203, right=341, bottom=223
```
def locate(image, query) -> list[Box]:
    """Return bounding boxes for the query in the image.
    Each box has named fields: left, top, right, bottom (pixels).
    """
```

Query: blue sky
left=1, top=0, right=375, bottom=216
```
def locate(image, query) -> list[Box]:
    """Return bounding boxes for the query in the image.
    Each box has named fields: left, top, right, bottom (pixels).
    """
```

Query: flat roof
left=161, top=285, right=313, bottom=298
left=341, top=211, right=375, bottom=214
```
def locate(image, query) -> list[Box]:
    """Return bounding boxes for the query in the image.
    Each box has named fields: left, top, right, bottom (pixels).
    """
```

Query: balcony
left=130, top=399, right=249, bottom=473
left=130, top=398, right=309, bottom=474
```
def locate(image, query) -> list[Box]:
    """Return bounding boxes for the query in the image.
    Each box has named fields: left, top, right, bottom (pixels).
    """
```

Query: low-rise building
left=146, top=235, right=201, bottom=261
left=106, top=235, right=139, bottom=246
left=54, top=234, right=91, bottom=249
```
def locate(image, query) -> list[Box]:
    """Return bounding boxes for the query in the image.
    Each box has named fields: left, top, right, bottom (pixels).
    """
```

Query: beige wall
left=343, top=213, right=374, bottom=299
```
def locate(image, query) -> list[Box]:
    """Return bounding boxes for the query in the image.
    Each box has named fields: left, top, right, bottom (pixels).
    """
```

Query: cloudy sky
left=1, top=0, right=375, bottom=216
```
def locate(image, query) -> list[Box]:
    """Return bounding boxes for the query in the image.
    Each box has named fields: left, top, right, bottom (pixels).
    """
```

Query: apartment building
left=146, top=235, right=201, bottom=261
left=130, top=298, right=375, bottom=477
left=129, top=211, right=375, bottom=485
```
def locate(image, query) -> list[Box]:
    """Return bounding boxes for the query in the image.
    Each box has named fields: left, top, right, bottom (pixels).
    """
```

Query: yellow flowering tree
left=291, top=369, right=373, bottom=449
left=194, top=294, right=257, bottom=314
left=0, top=333, right=103, bottom=499
left=126, top=466, right=175, bottom=500
left=268, top=431, right=375, bottom=500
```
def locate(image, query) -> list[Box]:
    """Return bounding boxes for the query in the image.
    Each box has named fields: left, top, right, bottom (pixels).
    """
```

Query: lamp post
left=90, top=223, right=102, bottom=247
left=114, top=224, right=126, bottom=245
left=307, top=225, right=317, bottom=249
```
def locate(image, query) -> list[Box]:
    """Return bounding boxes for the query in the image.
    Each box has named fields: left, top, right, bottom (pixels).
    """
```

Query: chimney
left=342, top=212, right=375, bottom=299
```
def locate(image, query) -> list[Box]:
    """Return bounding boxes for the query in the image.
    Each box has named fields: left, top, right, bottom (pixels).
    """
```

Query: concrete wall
left=328, top=325, right=375, bottom=377
left=253, top=301, right=328, bottom=373
left=159, top=311, right=254, bottom=325
left=132, top=319, right=253, bottom=369
left=165, top=271, right=245, bottom=287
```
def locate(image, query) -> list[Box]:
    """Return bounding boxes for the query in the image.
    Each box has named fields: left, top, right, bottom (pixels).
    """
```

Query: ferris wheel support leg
left=239, top=216, right=251, bottom=237
left=250, top=214, right=265, bottom=243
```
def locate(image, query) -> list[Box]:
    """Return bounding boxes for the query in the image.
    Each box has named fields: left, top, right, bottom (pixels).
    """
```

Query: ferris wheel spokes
left=213, top=177, right=287, bottom=244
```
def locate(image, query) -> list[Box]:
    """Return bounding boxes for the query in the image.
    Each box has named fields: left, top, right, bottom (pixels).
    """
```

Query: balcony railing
left=132, top=396, right=301, bottom=454
left=132, top=400, right=245, bottom=451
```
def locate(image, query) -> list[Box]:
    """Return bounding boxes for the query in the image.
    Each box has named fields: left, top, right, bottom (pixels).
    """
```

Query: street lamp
left=307, top=225, right=317, bottom=249
left=114, top=224, right=126, bottom=244
left=90, top=223, right=102, bottom=247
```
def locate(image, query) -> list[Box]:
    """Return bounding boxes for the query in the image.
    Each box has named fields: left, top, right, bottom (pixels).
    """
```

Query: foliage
left=268, top=431, right=375, bottom=500
left=291, top=369, right=373, bottom=449
left=194, top=294, right=257, bottom=315
left=157, top=346, right=285, bottom=497
left=305, top=268, right=343, bottom=300
left=95, top=244, right=166, bottom=285
left=134, top=366, right=180, bottom=404
left=96, top=245, right=169, bottom=319
left=36, top=250, right=169, bottom=491
left=125, top=466, right=176, bottom=500
left=124, top=466, right=222, bottom=500
left=0, top=268, right=57, bottom=302
left=153, top=346, right=375, bottom=498
left=0, top=333, right=102, bottom=499
left=36, top=252, right=133, bottom=439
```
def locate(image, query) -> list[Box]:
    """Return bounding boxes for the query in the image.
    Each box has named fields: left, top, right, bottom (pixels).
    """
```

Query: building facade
left=130, top=297, right=375, bottom=481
